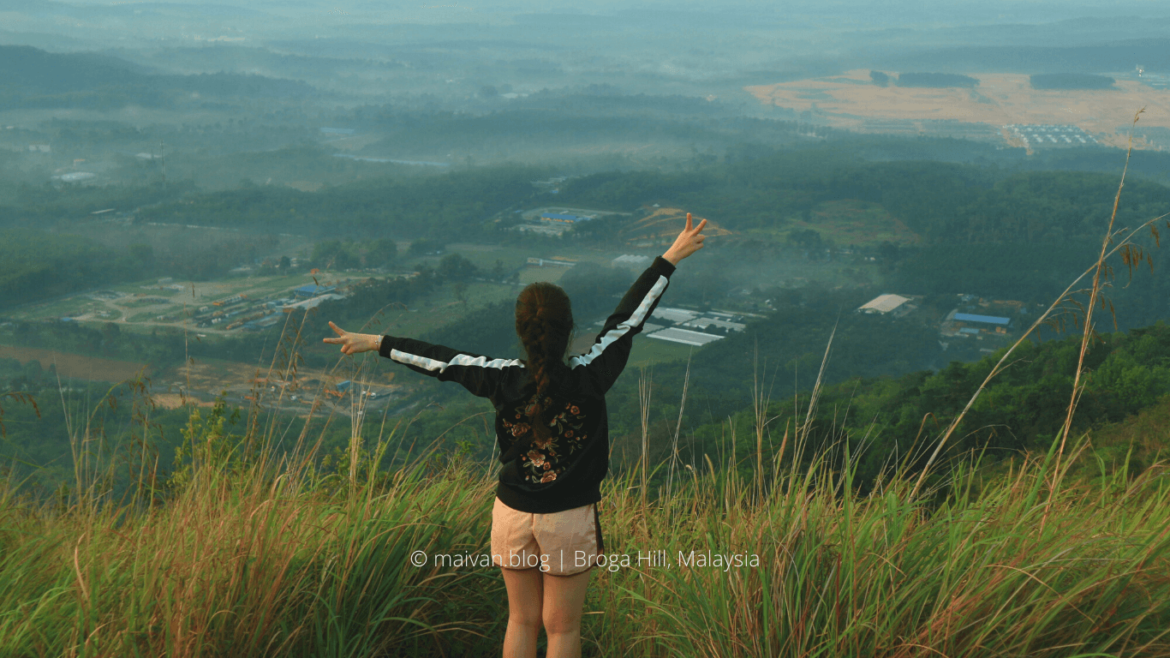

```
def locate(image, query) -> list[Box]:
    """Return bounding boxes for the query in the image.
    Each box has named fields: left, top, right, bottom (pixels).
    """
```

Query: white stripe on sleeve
left=570, top=275, right=668, bottom=369
left=389, top=350, right=523, bottom=373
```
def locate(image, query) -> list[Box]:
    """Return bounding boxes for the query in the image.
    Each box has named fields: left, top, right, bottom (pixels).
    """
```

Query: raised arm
left=569, top=212, right=708, bottom=392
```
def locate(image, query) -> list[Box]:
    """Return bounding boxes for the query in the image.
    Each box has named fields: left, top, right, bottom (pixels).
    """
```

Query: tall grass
left=4, top=381, right=1169, bottom=656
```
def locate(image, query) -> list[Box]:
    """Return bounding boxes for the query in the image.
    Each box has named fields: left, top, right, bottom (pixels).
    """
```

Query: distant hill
left=0, top=45, right=318, bottom=109
left=0, top=46, right=151, bottom=94
left=889, top=38, right=1170, bottom=74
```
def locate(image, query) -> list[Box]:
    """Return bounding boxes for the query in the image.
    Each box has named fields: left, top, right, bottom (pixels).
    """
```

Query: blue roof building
left=294, top=285, right=336, bottom=298
left=954, top=313, right=1011, bottom=326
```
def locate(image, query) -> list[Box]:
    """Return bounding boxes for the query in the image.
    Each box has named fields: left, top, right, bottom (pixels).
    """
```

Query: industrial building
left=940, top=309, right=1015, bottom=338
left=526, top=257, right=576, bottom=268
left=651, top=307, right=700, bottom=324
left=641, top=307, right=749, bottom=347
left=684, top=317, right=747, bottom=332
left=953, top=312, right=1012, bottom=328
left=647, top=327, right=726, bottom=347
left=540, top=212, right=594, bottom=224
left=1004, top=124, right=1097, bottom=148
left=857, top=294, right=914, bottom=316
left=515, top=223, right=568, bottom=236
left=612, top=254, right=651, bottom=268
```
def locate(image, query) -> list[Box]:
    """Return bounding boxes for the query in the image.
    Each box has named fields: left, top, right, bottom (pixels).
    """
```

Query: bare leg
left=542, top=568, right=592, bottom=658
left=502, top=568, right=544, bottom=658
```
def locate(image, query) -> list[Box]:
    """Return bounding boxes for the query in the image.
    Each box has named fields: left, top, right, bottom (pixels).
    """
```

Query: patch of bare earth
left=746, top=70, right=1169, bottom=149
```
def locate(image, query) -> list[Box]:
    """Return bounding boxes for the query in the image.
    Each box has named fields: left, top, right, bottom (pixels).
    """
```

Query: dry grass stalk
left=1045, top=108, right=1147, bottom=532
left=665, top=354, right=691, bottom=508
left=638, top=366, right=652, bottom=513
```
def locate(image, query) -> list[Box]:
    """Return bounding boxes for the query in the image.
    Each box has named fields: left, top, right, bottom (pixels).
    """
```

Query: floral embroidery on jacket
left=501, top=396, right=588, bottom=484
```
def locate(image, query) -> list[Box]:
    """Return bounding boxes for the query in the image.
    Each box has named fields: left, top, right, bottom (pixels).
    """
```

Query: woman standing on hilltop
left=324, top=214, right=707, bottom=658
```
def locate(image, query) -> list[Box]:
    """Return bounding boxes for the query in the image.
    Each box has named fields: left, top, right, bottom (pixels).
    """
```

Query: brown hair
left=515, top=282, right=574, bottom=439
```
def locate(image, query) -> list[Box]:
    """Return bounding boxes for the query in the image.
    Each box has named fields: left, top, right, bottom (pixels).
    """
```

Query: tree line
left=694, top=321, right=1170, bottom=494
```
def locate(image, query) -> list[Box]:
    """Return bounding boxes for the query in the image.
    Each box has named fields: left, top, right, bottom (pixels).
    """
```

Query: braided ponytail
left=515, top=282, right=574, bottom=440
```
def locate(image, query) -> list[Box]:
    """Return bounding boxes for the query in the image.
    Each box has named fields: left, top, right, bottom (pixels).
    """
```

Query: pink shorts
left=491, top=498, right=605, bottom=576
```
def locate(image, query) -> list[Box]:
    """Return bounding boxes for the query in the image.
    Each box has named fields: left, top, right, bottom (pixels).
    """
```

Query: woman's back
left=378, top=256, right=678, bottom=513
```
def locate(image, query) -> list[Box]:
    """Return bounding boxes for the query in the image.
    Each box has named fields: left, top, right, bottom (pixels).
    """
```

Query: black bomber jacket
left=378, top=256, right=676, bottom=513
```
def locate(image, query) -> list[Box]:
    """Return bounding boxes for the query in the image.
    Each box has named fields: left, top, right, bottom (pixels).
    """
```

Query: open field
left=0, top=345, right=152, bottom=382
left=626, top=336, right=693, bottom=368
left=746, top=70, right=1170, bottom=150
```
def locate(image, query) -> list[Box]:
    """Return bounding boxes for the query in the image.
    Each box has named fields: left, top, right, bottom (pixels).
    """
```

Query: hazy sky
left=39, top=0, right=1170, bottom=24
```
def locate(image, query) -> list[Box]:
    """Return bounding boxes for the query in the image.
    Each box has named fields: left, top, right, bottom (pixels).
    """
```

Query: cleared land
left=149, top=393, right=217, bottom=409
left=0, top=345, right=152, bottom=382
left=746, top=70, right=1170, bottom=150
left=622, top=207, right=733, bottom=247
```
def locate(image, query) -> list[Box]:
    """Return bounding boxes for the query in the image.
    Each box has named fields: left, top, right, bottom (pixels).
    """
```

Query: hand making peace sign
left=662, top=212, right=709, bottom=265
left=323, top=321, right=382, bottom=355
